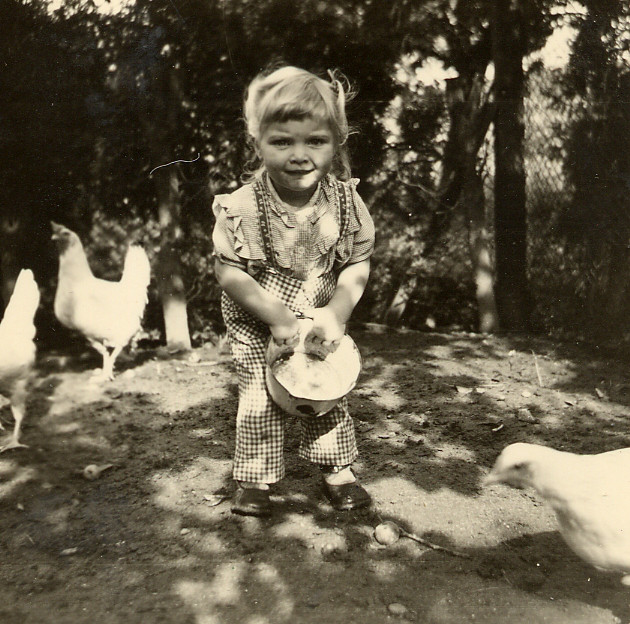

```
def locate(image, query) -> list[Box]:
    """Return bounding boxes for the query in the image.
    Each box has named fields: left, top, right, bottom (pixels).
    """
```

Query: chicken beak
left=482, top=471, right=500, bottom=487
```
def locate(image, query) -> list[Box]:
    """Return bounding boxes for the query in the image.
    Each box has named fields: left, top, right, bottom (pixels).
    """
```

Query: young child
left=212, top=65, right=375, bottom=517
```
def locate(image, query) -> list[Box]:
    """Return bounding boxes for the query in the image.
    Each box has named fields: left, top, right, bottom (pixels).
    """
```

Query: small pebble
left=320, top=542, right=337, bottom=556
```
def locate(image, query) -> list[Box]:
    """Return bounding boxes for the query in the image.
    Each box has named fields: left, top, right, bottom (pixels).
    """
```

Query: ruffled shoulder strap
left=329, top=176, right=362, bottom=236
left=212, top=184, right=265, bottom=261
left=251, top=176, right=279, bottom=270
left=212, top=184, right=258, bottom=220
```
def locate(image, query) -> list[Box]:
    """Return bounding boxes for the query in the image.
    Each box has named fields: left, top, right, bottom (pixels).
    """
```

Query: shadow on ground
left=0, top=325, right=627, bottom=623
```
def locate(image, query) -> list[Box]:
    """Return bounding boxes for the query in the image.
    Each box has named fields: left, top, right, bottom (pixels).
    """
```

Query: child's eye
left=309, top=137, right=330, bottom=146
left=270, top=138, right=291, bottom=147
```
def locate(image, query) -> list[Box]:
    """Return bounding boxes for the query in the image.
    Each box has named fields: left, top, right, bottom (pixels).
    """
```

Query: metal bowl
left=265, top=321, right=362, bottom=417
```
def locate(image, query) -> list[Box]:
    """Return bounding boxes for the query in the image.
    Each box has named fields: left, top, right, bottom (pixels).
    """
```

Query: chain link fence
left=484, top=5, right=630, bottom=338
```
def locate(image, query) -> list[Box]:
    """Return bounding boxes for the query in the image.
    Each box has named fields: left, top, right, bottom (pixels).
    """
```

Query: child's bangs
left=261, top=81, right=330, bottom=128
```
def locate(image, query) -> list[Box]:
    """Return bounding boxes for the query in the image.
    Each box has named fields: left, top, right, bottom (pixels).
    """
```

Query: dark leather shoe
left=231, top=487, right=271, bottom=516
left=322, top=479, right=372, bottom=511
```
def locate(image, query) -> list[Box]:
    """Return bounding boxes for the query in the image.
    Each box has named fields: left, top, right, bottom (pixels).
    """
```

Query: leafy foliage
left=552, top=0, right=630, bottom=329
left=2, top=0, right=629, bottom=343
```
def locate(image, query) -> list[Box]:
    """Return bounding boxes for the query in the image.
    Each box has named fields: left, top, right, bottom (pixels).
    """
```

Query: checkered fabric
left=216, top=173, right=370, bottom=484
left=223, top=267, right=358, bottom=484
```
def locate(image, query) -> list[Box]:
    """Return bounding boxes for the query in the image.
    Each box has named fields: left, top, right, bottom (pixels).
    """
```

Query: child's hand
left=305, top=307, right=345, bottom=357
left=270, top=315, right=300, bottom=348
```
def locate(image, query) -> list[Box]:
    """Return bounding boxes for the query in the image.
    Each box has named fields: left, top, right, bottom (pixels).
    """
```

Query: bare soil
left=1, top=324, right=630, bottom=624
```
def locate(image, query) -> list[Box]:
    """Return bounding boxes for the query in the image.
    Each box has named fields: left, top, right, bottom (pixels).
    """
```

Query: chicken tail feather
left=120, top=246, right=151, bottom=303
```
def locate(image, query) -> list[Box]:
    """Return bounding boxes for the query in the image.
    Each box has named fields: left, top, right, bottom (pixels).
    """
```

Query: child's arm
left=307, top=259, right=370, bottom=354
left=214, top=259, right=300, bottom=344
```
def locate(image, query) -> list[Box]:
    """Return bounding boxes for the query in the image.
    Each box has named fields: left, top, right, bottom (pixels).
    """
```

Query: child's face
left=257, top=116, right=335, bottom=207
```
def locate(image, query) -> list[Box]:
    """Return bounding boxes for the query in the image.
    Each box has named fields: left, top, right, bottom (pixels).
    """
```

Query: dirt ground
left=1, top=323, right=630, bottom=624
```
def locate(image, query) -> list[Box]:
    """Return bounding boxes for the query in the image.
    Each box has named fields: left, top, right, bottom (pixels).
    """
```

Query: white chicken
left=51, top=222, right=151, bottom=380
left=485, top=442, right=630, bottom=584
left=0, top=269, right=40, bottom=451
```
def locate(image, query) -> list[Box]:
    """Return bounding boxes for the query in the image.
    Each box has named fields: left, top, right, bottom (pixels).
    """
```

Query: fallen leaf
left=82, top=464, right=114, bottom=480
left=595, top=388, right=609, bottom=400
left=60, top=547, right=79, bottom=556
left=203, top=494, right=228, bottom=506
left=516, top=408, right=539, bottom=423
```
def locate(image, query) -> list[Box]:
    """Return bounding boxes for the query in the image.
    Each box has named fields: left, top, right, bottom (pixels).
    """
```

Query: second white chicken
left=51, top=222, right=151, bottom=380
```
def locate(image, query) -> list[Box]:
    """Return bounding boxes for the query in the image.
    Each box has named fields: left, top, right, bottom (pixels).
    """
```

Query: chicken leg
left=88, top=340, right=122, bottom=381
left=0, top=382, right=28, bottom=452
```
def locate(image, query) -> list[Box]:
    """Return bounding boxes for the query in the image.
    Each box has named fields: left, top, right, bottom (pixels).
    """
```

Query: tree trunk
left=385, top=71, right=495, bottom=328
left=383, top=273, right=418, bottom=326
left=154, top=166, right=191, bottom=351
left=604, top=244, right=630, bottom=325
left=0, top=214, right=23, bottom=309
left=138, top=63, right=192, bottom=351
left=492, top=0, right=531, bottom=330
left=0, top=208, right=35, bottom=312
left=465, top=173, right=499, bottom=332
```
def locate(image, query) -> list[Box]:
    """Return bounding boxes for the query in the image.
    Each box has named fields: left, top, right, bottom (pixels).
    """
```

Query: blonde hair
left=242, top=65, right=354, bottom=181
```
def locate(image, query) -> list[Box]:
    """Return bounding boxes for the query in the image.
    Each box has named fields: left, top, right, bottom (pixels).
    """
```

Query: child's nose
left=289, top=145, right=308, bottom=163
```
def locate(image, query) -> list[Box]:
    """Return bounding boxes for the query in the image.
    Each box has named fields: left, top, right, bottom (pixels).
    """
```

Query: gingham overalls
left=222, top=177, right=358, bottom=484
